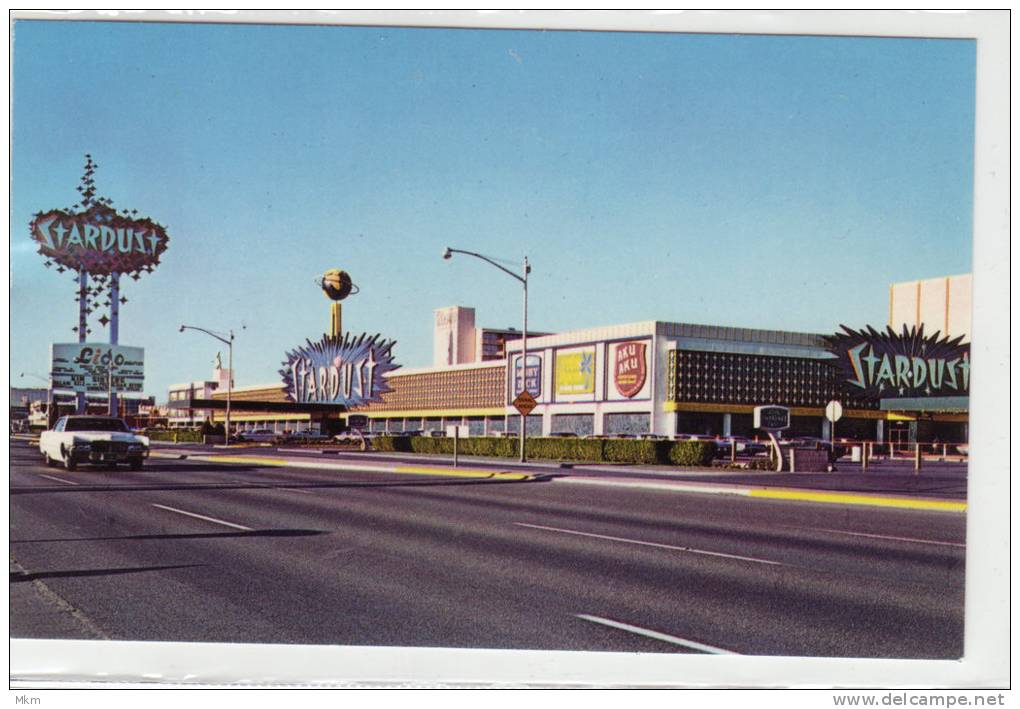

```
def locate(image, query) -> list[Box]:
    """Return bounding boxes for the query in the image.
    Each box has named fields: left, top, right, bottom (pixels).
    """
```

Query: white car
left=238, top=429, right=281, bottom=443
left=40, top=416, right=150, bottom=471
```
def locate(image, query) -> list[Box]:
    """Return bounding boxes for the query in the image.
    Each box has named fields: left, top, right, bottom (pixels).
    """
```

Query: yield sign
left=513, top=390, right=537, bottom=417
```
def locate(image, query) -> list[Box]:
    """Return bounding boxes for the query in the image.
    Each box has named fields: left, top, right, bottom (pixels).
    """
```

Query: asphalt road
left=9, top=439, right=966, bottom=658
left=152, top=441, right=970, bottom=498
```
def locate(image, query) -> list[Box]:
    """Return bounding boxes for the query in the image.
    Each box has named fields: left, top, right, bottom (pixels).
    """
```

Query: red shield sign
left=613, top=341, right=647, bottom=398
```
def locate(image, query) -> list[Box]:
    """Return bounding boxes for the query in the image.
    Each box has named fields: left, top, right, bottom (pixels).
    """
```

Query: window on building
left=551, top=414, right=595, bottom=437
left=603, top=413, right=651, bottom=436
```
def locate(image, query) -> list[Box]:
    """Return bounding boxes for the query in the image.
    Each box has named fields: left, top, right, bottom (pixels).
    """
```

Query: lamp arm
left=446, top=248, right=525, bottom=285
left=180, top=325, right=232, bottom=346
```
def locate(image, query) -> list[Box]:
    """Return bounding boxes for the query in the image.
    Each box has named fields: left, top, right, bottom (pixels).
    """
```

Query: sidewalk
left=149, top=445, right=967, bottom=513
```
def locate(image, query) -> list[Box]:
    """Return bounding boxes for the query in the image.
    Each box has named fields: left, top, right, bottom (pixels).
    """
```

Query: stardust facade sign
left=825, top=325, right=970, bottom=399
left=280, top=333, right=399, bottom=407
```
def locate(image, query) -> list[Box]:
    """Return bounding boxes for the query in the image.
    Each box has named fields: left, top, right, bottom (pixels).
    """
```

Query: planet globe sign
left=319, top=269, right=357, bottom=301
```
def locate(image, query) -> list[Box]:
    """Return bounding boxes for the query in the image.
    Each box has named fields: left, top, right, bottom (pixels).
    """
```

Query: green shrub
left=460, top=437, right=518, bottom=458
left=409, top=437, right=453, bottom=455
left=369, top=435, right=716, bottom=467
left=526, top=437, right=601, bottom=462
left=667, top=440, right=716, bottom=466
left=145, top=428, right=204, bottom=442
left=201, top=420, right=225, bottom=436
left=603, top=439, right=663, bottom=464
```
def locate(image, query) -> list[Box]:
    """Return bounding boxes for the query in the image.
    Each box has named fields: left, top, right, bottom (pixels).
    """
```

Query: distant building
left=10, top=387, right=49, bottom=408
left=167, top=365, right=231, bottom=428
left=433, top=305, right=552, bottom=366
left=889, top=273, right=971, bottom=341
left=10, top=386, right=48, bottom=425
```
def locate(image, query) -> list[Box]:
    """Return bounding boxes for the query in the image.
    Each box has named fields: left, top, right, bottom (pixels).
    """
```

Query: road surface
left=9, top=439, right=966, bottom=658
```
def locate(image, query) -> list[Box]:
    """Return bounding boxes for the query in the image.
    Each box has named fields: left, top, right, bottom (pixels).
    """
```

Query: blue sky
left=10, top=20, right=976, bottom=401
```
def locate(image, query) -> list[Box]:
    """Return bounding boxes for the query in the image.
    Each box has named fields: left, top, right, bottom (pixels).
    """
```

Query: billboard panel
left=50, top=343, right=145, bottom=395
left=510, top=353, right=543, bottom=400
left=555, top=346, right=596, bottom=401
left=606, top=339, right=651, bottom=401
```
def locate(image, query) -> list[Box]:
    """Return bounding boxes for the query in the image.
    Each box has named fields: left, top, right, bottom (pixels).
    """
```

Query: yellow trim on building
left=356, top=408, right=507, bottom=419
left=212, top=412, right=311, bottom=423
left=661, top=401, right=884, bottom=419
left=883, top=411, right=969, bottom=423
left=885, top=412, right=916, bottom=421
left=932, top=413, right=969, bottom=423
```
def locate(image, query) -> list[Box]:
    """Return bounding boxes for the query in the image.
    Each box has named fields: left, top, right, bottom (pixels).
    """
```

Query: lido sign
left=825, top=325, right=969, bottom=400
left=280, top=333, right=399, bottom=407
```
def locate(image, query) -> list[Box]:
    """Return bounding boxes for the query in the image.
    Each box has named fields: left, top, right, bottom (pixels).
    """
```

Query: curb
left=149, top=450, right=534, bottom=482
left=557, top=476, right=966, bottom=513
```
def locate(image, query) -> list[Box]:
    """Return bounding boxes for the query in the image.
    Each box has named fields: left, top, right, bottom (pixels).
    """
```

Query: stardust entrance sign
left=754, top=405, right=790, bottom=432
left=754, top=405, right=789, bottom=472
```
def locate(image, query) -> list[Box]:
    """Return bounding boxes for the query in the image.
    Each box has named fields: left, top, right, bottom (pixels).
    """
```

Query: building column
left=723, top=413, right=732, bottom=437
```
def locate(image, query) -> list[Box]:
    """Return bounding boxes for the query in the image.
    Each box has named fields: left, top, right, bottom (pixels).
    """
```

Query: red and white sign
left=611, top=341, right=648, bottom=399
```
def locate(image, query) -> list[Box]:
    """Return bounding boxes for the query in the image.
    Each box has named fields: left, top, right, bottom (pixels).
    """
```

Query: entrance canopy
left=879, top=396, right=968, bottom=413
left=170, top=398, right=347, bottom=415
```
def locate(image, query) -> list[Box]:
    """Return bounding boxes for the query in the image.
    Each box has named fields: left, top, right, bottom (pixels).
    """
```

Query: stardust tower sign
left=279, top=269, right=401, bottom=410
left=31, top=155, right=169, bottom=414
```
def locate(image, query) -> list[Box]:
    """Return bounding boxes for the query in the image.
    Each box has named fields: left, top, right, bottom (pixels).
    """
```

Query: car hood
left=68, top=432, right=148, bottom=445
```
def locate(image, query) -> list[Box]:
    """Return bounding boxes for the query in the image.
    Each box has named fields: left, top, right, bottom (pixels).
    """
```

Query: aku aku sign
left=825, top=324, right=970, bottom=399
left=613, top=341, right=648, bottom=399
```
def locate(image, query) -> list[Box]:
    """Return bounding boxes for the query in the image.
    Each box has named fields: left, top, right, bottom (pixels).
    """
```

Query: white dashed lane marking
left=150, top=504, right=254, bottom=531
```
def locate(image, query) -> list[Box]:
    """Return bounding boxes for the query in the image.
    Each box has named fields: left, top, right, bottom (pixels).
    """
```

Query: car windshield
left=64, top=417, right=129, bottom=432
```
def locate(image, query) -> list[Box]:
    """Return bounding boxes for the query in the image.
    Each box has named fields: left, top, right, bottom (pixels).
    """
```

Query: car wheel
left=128, top=458, right=143, bottom=470
left=61, top=446, right=77, bottom=472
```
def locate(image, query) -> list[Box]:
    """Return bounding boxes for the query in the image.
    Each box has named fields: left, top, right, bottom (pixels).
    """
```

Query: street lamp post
left=443, top=247, right=531, bottom=463
left=179, top=325, right=235, bottom=444
left=107, top=358, right=116, bottom=416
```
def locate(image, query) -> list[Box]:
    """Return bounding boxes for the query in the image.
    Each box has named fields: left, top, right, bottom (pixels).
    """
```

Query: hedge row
left=144, top=429, right=204, bottom=442
left=372, top=435, right=716, bottom=467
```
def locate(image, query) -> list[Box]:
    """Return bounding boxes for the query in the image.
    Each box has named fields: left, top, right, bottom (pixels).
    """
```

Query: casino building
left=347, top=315, right=885, bottom=441
left=182, top=279, right=970, bottom=446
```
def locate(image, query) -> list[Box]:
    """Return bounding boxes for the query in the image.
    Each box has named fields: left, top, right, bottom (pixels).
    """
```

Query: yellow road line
left=748, top=489, right=967, bottom=512
left=394, top=465, right=530, bottom=481
left=168, top=454, right=532, bottom=481
left=208, top=456, right=290, bottom=466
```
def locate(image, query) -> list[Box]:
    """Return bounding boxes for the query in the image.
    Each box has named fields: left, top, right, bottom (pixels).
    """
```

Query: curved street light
left=179, top=325, right=235, bottom=443
left=19, top=372, right=49, bottom=384
left=443, top=247, right=531, bottom=462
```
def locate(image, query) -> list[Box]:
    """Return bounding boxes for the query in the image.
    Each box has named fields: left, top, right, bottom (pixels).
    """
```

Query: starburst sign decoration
left=824, top=324, right=970, bottom=400
left=29, top=155, right=169, bottom=277
left=29, top=155, right=169, bottom=334
left=280, top=333, right=400, bottom=407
